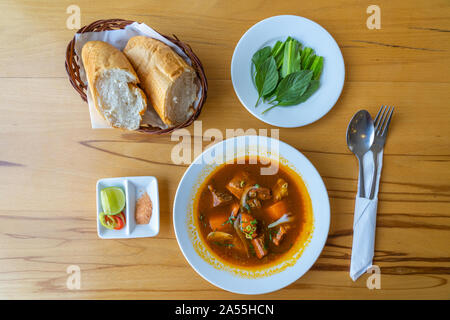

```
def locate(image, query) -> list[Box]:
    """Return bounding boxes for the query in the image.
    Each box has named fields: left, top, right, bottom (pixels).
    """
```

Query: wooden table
left=0, top=0, right=449, bottom=300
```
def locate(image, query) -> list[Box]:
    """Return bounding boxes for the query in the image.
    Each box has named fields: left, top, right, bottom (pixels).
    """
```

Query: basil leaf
left=278, top=80, right=320, bottom=106
left=252, top=46, right=272, bottom=71
left=262, top=80, right=320, bottom=114
left=276, top=70, right=313, bottom=103
left=254, top=57, right=278, bottom=106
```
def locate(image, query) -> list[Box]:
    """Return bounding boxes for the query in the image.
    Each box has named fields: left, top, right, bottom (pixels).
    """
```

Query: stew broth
left=195, top=157, right=312, bottom=269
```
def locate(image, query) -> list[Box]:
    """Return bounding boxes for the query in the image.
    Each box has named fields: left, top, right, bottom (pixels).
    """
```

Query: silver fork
left=369, top=105, right=394, bottom=199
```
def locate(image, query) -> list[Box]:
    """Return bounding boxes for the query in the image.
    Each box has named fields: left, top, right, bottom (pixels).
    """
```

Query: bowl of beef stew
left=173, top=135, right=330, bottom=294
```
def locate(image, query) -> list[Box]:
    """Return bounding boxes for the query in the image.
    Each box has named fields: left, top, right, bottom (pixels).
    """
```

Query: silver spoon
left=346, top=110, right=374, bottom=198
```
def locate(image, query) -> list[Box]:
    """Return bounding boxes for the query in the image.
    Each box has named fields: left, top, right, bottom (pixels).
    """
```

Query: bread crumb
left=135, top=192, right=152, bottom=224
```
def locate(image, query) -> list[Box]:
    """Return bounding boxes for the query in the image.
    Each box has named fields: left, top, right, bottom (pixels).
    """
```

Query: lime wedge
left=100, top=187, right=125, bottom=215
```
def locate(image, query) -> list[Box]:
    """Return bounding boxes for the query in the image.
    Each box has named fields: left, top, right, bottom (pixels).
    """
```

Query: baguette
left=81, top=41, right=147, bottom=130
left=123, top=36, right=198, bottom=127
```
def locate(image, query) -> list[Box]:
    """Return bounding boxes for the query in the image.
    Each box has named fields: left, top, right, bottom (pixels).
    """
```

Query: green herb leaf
left=312, top=56, right=324, bottom=80
left=281, top=39, right=301, bottom=78
left=251, top=37, right=323, bottom=113
left=309, top=56, right=320, bottom=72
left=252, top=46, right=272, bottom=71
left=271, top=40, right=286, bottom=69
left=254, top=56, right=278, bottom=107
left=277, top=80, right=320, bottom=106
left=262, top=86, right=277, bottom=100
left=276, top=70, right=313, bottom=102
left=302, top=53, right=315, bottom=70
left=275, top=53, right=284, bottom=69
left=300, top=47, right=312, bottom=66
left=262, top=76, right=319, bottom=114
left=271, top=41, right=283, bottom=56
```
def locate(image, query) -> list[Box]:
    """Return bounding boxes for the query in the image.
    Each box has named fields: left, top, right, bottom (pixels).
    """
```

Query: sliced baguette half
left=123, top=36, right=198, bottom=127
left=81, top=41, right=147, bottom=130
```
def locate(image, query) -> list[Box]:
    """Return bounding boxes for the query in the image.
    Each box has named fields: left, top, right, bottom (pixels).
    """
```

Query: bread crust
left=81, top=41, right=147, bottom=128
left=123, top=36, right=196, bottom=126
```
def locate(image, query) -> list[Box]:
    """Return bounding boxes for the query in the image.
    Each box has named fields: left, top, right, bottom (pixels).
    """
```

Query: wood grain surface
left=0, top=0, right=449, bottom=299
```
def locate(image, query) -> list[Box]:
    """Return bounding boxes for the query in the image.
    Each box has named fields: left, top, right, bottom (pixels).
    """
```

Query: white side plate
left=96, top=176, right=160, bottom=239
left=231, top=15, right=345, bottom=128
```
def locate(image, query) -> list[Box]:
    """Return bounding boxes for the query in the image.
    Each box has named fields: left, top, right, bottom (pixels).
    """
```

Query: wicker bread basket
left=65, top=19, right=207, bottom=134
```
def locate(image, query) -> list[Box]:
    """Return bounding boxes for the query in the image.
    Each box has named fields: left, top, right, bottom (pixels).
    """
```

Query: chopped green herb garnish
left=213, top=241, right=234, bottom=248
left=221, top=216, right=234, bottom=226
left=199, top=213, right=207, bottom=228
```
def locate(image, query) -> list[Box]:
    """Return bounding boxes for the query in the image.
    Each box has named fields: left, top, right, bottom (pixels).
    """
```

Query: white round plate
left=231, top=15, right=345, bottom=128
left=173, top=136, right=330, bottom=294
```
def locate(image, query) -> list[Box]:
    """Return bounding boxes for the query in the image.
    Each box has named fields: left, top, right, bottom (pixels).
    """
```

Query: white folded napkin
left=350, top=149, right=383, bottom=281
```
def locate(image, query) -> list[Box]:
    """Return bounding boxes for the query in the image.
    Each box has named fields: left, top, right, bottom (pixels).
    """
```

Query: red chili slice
left=113, top=215, right=124, bottom=230
left=118, top=211, right=126, bottom=224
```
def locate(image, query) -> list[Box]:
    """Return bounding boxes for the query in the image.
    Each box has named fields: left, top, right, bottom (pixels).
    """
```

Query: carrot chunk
left=251, top=236, right=268, bottom=259
left=208, top=213, right=229, bottom=231
left=265, top=200, right=289, bottom=222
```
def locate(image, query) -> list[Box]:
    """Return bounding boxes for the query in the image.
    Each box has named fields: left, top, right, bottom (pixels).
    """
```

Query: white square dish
left=96, top=176, right=160, bottom=239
